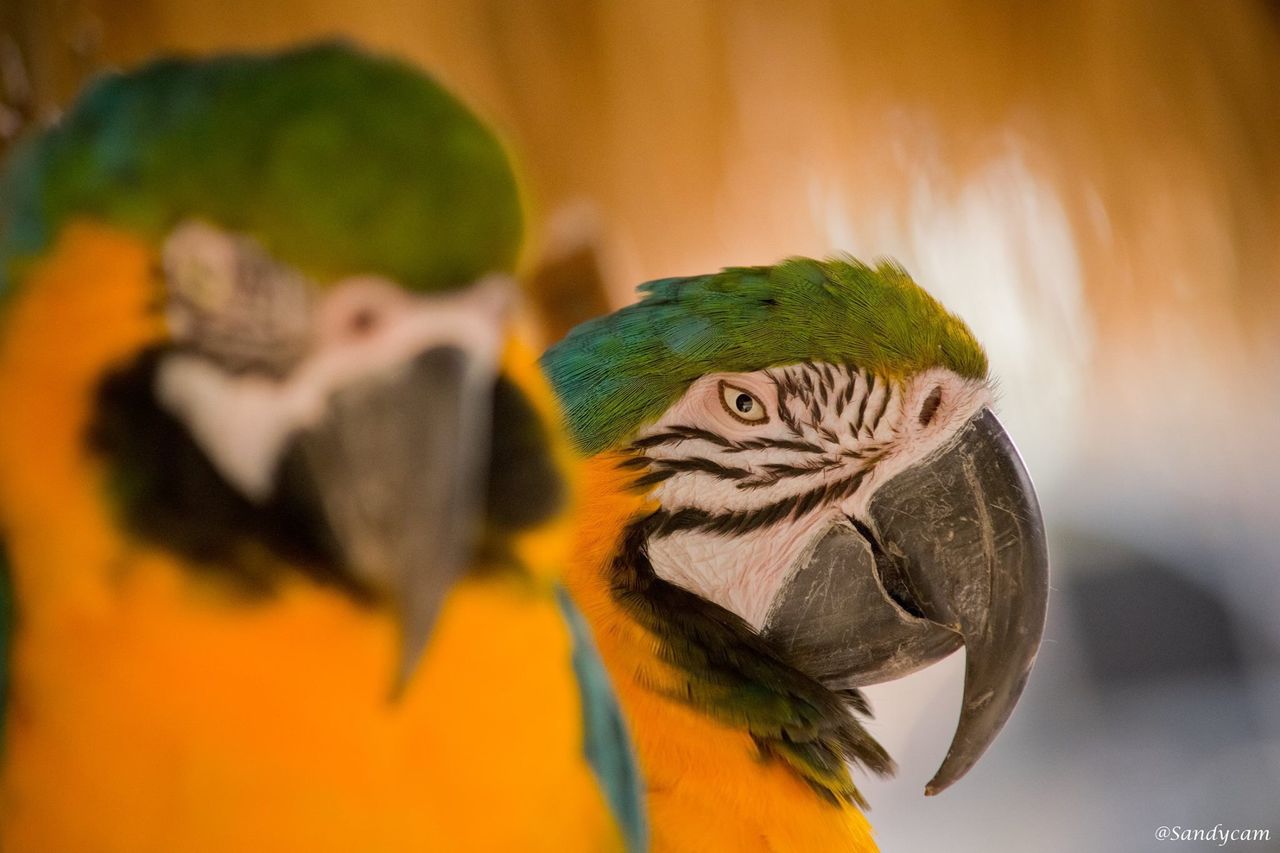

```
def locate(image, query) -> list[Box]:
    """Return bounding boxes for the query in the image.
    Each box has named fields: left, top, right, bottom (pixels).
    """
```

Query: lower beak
left=761, top=408, right=1049, bottom=794
left=276, top=346, right=494, bottom=692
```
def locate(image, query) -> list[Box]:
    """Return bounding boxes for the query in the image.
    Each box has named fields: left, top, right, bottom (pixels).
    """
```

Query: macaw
left=541, top=258, right=1049, bottom=852
left=0, top=43, right=644, bottom=851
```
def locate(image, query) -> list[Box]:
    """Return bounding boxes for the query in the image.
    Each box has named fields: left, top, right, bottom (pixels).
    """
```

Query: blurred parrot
left=0, top=43, right=644, bottom=851
left=541, top=258, right=1049, bottom=852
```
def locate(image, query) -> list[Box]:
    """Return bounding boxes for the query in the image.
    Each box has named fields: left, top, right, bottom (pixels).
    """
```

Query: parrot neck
left=566, top=454, right=892, bottom=816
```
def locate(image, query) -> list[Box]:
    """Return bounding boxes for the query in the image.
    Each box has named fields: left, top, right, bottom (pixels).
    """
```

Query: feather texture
left=542, top=257, right=987, bottom=454
left=610, top=515, right=893, bottom=808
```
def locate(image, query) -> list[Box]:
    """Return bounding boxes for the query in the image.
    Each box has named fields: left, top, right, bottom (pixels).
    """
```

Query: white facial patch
left=647, top=514, right=834, bottom=629
left=155, top=222, right=511, bottom=501
left=633, top=363, right=992, bottom=629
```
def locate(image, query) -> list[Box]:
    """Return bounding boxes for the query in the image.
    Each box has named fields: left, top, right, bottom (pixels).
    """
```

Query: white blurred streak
left=813, top=141, right=1093, bottom=493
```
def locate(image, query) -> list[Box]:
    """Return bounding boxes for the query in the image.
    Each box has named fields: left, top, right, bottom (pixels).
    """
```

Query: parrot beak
left=761, top=408, right=1048, bottom=795
left=233, top=278, right=513, bottom=695
left=148, top=221, right=514, bottom=694
left=277, top=343, right=496, bottom=693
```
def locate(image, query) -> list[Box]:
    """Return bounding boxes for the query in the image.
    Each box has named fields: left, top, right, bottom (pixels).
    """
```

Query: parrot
left=0, top=43, right=645, bottom=851
left=541, top=257, right=1050, bottom=852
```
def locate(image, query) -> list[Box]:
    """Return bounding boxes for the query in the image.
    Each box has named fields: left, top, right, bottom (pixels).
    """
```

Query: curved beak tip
left=869, top=407, right=1049, bottom=794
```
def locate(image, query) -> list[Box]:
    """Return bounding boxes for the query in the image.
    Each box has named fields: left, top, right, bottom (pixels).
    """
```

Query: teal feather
left=0, top=42, right=521, bottom=302
left=541, top=257, right=988, bottom=454
left=555, top=586, right=647, bottom=852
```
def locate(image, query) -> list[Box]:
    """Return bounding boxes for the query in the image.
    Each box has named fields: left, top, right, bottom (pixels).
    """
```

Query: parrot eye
left=161, top=220, right=315, bottom=375
left=719, top=381, right=769, bottom=425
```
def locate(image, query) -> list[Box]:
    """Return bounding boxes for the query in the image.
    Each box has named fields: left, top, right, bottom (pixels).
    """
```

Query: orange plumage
left=0, top=223, right=624, bottom=852
left=564, top=453, right=877, bottom=853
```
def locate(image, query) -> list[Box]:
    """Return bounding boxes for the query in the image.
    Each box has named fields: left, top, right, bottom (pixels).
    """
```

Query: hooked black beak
left=279, top=346, right=494, bottom=693
left=761, top=408, right=1048, bottom=795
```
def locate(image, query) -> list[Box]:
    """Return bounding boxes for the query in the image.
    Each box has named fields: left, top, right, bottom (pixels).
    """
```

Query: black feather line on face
left=615, top=451, right=753, bottom=492
left=621, top=444, right=847, bottom=494
left=648, top=456, right=754, bottom=481
left=820, top=363, right=836, bottom=391
left=627, top=427, right=821, bottom=456
left=808, top=396, right=823, bottom=426
left=628, top=468, right=678, bottom=491
left=865, top=384, right=892, bottom=437
left=726, top=436, right=825, bottom=454
left=608, top=516, right=894, bottom=807
left=647, top=468, right=868, bottom=538
left=735, top=457, right=846, bottom=490
left=838, top=374, right=857, bottom=413
left=851, top=371, right=872, bottom=432
left=767, top=372, right=805, bottom=438
left=629, top=426, right=735, bottom=451
left=776, top=370, right=798, bottom=400
left=779, top=406, right=803, bottom=438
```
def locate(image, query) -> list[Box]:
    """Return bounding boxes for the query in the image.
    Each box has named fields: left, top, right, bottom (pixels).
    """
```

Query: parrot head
left=0, top=43, right=565, bottom=689
left=544, top=257, right=1049, bottom=795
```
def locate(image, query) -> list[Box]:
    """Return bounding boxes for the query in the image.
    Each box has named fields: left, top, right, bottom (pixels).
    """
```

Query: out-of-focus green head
left=0, top=41, right=522, bottom=296
left=542, top=257, right=988, bottom=454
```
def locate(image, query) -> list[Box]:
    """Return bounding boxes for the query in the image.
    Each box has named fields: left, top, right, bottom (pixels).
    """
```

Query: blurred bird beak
left=762, top=408, right=1049, bottom=794
left=151, top=218, right=515, bottom=692
left=275, top=279, right=511, bottom=694
left=158, top=274, right=512, bottom=693
left=280, top=343, right=496, bottom=693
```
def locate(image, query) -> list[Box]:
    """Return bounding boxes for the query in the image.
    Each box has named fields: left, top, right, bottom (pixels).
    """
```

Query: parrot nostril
left=918, top=386, right=943, bottom=427
left=348, top=307, right=380, bottom=336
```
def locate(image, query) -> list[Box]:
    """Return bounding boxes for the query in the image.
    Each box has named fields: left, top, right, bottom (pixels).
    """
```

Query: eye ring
left=718, top=381, right=770, bottom=425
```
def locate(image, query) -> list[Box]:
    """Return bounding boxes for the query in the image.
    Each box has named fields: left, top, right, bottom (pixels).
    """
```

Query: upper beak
left=253, top=280, right=513, bottom=695
left=151, top=256, right=511, bottom=694
left=278, top=344, right=495, bottom=693
left=761, top=408, right=1049, bottom=794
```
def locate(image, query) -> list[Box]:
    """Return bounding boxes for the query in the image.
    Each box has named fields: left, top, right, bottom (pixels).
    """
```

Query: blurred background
left=3, top=1, right=1277, bottom=849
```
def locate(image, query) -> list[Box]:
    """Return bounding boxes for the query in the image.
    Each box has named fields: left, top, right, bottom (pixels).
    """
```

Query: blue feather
left=555, top=586, right=647, bottom=852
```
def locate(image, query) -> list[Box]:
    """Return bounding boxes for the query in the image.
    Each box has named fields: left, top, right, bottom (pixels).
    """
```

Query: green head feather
left=542, top=257, right=988, bottom=455
left=0, top=42, right=521, bottom=297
